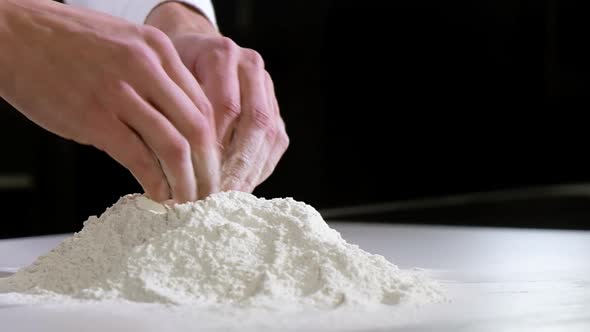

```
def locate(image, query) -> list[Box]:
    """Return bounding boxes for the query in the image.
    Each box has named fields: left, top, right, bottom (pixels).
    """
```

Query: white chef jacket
left=64, top=0, right=217, bottom=28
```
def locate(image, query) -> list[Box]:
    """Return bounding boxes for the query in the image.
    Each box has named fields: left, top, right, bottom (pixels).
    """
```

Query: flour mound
left=0, top=192, right=443, bottom=307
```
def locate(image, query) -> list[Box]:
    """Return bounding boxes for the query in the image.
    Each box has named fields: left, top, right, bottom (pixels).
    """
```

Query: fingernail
left=162, top=199, right=176, bottom=206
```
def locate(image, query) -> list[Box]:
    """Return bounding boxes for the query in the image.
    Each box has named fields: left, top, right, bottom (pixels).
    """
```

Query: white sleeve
left=64, top=0, right=217, bottom=28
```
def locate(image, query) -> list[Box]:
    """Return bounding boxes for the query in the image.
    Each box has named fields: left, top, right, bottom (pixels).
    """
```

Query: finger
left=147, top=67, right=220, bottom=199
left=144, top=30, right=220, bottom=198
left=231, top=73, right=279, bottom=192
left=245, top=72, right=279, bottom=190
left=144, top=27, right=217, bottom=134
left=243, top=139, right=273, bottom=193
left=195, top=44, right=241, bottom=149
left=94, top=119, right=170, bottom=202
left=221, top=50, right=274, bottom=191
left=221, top=129, right=266, bottom=192
left=156, top=38, right=218, bottom=133
left=257, top=119, right=289, bottom=186
left=255, top=72, right=288, bottom=185
left=117, top=86, right=197, bottom=203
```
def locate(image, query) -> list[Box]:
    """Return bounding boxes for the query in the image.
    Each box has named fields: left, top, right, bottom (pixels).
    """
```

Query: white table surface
left=1, top=222, right=589, bottom=331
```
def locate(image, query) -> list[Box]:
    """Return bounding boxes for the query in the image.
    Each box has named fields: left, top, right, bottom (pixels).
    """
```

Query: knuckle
left=220, top=99, right=241, bottom=119
left=184, top=118, right=211, bottom=144
left=223, top=155, right=251, bottom=176
left=120, top=42, right=157, bottom=71
left=250, top=107, right=273, bottom=130
left=209, top=37, right=237, bottom=61
left=279, top=132, right=290, bottom=150
left=120, top=41, right=147, bottom=59
left=265, top=123, right=278, bottom=140
left=242, top=48, right=264, bottom=69
left=233, top=155, right=251, bottom=171
left=142, top=26, right=174, bottom=51
left=222, top=173, right=242, bottom=190
left=198, top=101, right=215, bottom=119
left=216, top=36, right=237, bottom=52
left=164, top=136, right=191, bottom=163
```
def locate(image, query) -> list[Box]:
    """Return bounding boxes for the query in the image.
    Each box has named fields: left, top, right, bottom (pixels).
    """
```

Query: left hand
left=146, top=3, right=289, bottom=193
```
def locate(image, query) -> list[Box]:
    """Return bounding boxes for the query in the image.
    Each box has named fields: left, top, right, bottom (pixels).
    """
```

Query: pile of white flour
left=0, top=191, right=443, bottom=308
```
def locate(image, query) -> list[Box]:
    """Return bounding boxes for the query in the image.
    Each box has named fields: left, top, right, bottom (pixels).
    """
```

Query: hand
left=146, top=3, right=289, bottom=193
left=0, top=0, right=220, bottom=202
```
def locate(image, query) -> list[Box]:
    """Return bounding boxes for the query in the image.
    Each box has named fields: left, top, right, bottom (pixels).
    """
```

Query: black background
left=1, top=0, right=589, bottom=238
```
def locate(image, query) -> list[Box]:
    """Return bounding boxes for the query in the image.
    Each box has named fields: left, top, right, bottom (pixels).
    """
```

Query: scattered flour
left=0, top=191, right=443, bottom=308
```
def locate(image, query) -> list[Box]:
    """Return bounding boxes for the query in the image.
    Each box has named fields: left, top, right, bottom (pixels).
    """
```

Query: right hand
left=0, top=0, right=220, bottom=202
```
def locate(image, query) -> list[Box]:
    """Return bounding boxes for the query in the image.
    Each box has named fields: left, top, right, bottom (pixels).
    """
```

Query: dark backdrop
left=1, top=0, right=589, bottom=238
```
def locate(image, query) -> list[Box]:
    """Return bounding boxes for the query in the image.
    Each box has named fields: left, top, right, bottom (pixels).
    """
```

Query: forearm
left=146, top=2, right=219, bottom=37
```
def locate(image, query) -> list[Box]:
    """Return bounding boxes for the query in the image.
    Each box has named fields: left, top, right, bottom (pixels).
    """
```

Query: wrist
left=145, top=2, right=219, bottom=38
